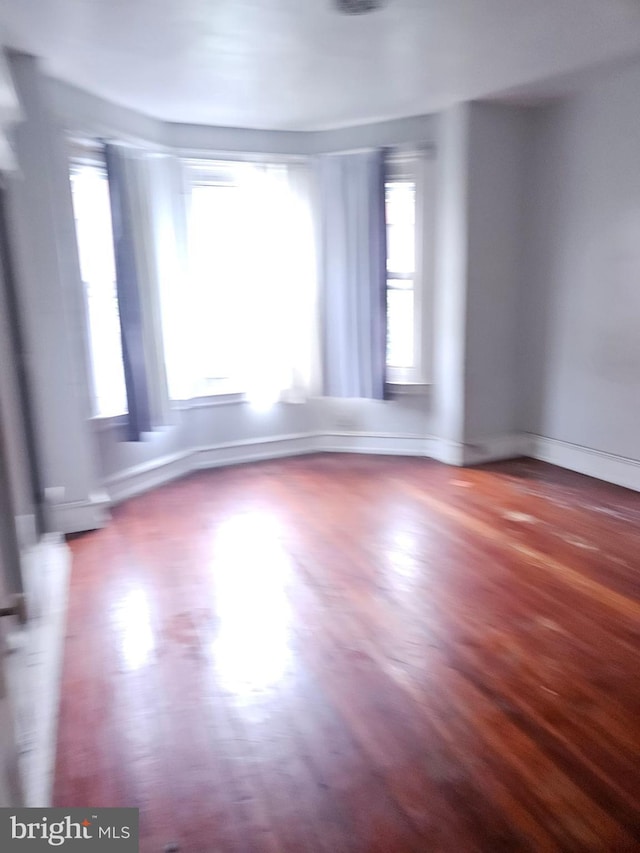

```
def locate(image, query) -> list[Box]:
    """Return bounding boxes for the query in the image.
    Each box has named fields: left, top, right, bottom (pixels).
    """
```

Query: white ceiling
left=4, top=0, right=640, bottom=130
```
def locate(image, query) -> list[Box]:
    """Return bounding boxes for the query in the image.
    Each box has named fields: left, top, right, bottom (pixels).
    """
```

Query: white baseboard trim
left=528, top=434, right=640, bottom=492
left=430, top=439, right=465, bottom=466
left=103, top=430, right=437, bottom=506
left=47, top=491, right=111, bottom=535
left=101, top=429, right=639, bottom=511
left=462, top=433, right=529, bottom=466
left=317, top=431, right=433, bottom=457
left=105, top=451, right=192, bottom=505
left=105, top=435, right=318, bottom=507
left=428, top=433, right=527, bottom=467
left=192, top=432, right=321, bottom=470
left=101, top=430, right=534, bottom=508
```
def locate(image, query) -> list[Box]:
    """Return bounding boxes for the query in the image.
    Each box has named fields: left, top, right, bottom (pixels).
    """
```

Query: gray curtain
left=320, top=149, right=387, bottom=399
left=105, top=143, right=152, bottom=441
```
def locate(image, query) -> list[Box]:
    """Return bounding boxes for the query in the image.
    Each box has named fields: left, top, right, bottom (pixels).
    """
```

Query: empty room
left=0, top=0, right=638, bottom=850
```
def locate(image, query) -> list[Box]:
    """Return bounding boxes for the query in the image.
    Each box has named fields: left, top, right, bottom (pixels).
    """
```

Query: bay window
left=69, top=141, right=432, bottom=423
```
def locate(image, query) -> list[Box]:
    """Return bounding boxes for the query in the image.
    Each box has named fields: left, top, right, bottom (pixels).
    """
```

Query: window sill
left=172, top=392, right=247, bottom=410
left=89, top=415, right=181, bottom=435
left=88, top=397, right=251, bottom=421
left=385, top=382, right=431, bottom=398
left=89, top=413, right=128, bottom=432
left=89, top=387, right=431, bottom=428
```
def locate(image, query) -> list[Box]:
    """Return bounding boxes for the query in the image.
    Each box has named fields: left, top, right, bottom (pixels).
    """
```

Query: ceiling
left=4, top=0, right=640, bottom=130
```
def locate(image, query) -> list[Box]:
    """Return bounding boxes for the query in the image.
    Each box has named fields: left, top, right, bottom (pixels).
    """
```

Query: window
left=185, top=161, right=249, bottom=393
left=385, top=153, right=432, bottom=385
left=70, top=160, right=127, bottom=417
left=174, top=158, right=317, bottom=403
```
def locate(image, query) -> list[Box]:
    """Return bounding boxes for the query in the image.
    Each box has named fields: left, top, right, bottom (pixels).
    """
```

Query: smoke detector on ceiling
left=334, top=0, right=385, bottom=14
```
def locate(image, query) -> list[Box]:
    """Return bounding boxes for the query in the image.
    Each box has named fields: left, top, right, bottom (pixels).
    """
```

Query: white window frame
left=385, top=150, right=434, bottom=389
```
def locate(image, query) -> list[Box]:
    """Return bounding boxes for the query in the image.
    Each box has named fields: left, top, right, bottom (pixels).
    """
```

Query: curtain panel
left=319, top=149, right=388, bottom=399
left=105, top=143, right=170, bottom=439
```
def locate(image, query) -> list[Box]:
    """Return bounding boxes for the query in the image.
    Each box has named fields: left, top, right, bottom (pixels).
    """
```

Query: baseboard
left=102, top=431, right=437, bottom=505
left=102, top=429, right=639, bottom=510
left=5, top=534, right=71, bottom=806
left=430, top=439, right=465, bottom=466
left=192, top=432, right=321, bottom=470
left=46, top=491, right=111, bottom=534
left=317, top=431, right=434, bottom=457
left=528, top=434, right=640, bottom=492
left=105, top=451, right=192, bottom=505
left=429, top=433, right=526, bottom=467
left=462, top=433, right=529, bottom=466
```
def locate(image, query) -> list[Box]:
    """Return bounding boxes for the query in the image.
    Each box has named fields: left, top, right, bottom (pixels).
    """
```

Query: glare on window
left=70, top=165, right=127, bottom=417
left=385, top=179, right=416, bottom=371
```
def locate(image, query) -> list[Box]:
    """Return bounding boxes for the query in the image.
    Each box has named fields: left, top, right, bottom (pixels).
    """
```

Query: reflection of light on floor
left=384, top=526, right=420, bottom=582
left=112, top=587, right=155, bottom=671
left=211, top=512, right=292, bottom=700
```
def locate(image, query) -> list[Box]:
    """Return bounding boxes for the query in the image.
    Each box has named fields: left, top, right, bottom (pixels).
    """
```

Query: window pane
left=386, top=181, right=415, bottom=275
left=386, top=181, right=415, bottom=227
left=188, top=183, right=246, bottom=383
left=70, top=165, right=127, bottom=417
left=178, top=159, right=316, bottom=401
left=386, top=286, right=414, bottom=369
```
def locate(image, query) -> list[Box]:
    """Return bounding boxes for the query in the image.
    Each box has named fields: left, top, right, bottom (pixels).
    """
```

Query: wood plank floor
left=53, top=454, right=640, bottom=852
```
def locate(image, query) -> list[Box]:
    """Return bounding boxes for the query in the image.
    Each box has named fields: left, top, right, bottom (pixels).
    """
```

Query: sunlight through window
left=70, top=163, right=127, bottom=417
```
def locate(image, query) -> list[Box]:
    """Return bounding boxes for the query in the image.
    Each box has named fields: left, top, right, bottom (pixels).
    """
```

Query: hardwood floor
left=53, top=454, right=640, bottom=851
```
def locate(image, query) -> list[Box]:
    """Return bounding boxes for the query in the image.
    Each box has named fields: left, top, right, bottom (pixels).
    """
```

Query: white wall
left=464, top=103, right=528, bottom=446
left=521, top=63, right=640, bottom=466
left=432, top=104, right=469, bottom=459
left=0, top=48, right=39, bottom=566
left=432, top=103, right=529, bottom=465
